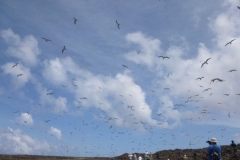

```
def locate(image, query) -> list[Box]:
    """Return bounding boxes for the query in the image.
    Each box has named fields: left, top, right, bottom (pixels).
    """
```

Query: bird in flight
left=62, top=46, right=66, bottom=53
left=73, top=17, right=78, bottom=24
left=196, top=77, right=204, bottom=80
left=237, top=6, right=240, bottom=9
left=158, top=56, right=170, bottom=59
left=12, top=63, right=18, bottom=68
left=17, top=74, right=23, bottom=77
left=201, top=58, right=211, bottom=68
left=137, top=51, right=140, bottom=54
left=203, top=88, right=211, bottom=92
left=210, top=78, right=224, bottom=84
left=225, top=39, right=236, bottom=46
left=224, top=93, right=230, bottom=96
left=228, top=69, right=237, bottom=72
left=61, top=84, right=66, bottom=87
left=116, top=20, right=120, bottom=29
left=46, top=92, right=54, bottom=95
left=41, top=37, right=52, bottom=42
left=122, top=64, right=128, bottom=68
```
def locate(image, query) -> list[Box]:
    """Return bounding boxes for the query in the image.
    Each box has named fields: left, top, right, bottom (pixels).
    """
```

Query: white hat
left=210, top=138, right=217, bottom=143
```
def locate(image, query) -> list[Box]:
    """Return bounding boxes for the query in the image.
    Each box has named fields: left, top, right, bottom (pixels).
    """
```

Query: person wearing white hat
left=206, top=138, right=222, bottom=160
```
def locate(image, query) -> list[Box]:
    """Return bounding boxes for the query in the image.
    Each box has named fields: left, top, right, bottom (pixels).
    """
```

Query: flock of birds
left=3, top=3, right=240, bottom=158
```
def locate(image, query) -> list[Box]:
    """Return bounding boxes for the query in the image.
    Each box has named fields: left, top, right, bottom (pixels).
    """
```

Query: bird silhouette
left=41, top=37, right=52, bottom=42
left=210, top=78, right=224, bottom=84
left=17, top=74, right=23, bottom=77
left=73, top=17, right=78, bottom=24
left=201, top=58, right=211, bottom=68
left=158, top=56, right=170, bottom=59
left=46, top=92, right=54, bottom=95
left=122, top=65, right=128, bottom=68
left=225, top=39, right=236, bottom=46
left=12, top=63, right=18, bottom=68
left=228, top=69, right=237, bottom=72
left=203, top=88, right=211, bottom=92
left=196, top=77, right=204, bottom=80
left=116, top=20, right=120, bottom=29
left=62, top=46, right=66, bottom=53
left=238, top=6, right=240, bottom=9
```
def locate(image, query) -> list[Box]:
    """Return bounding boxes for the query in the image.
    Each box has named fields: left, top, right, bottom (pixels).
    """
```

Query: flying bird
left=225, top=39, right=236, bottom=46
left=73, top=17, right=78, bottom=24
left=196, top=77, right=204, bottom=80
left=17, top=74, right=23, bottom=77
left=46, top=92, right=54, bottom=95
left=61, top=84, right=66, bottom=87
left=116, top=20, right=120, bottom=29
left=158, top=56, right=170, bottom=59
left=149, top=90, right=155, bottom=92
left=41, top=37, right=52, bottom=42
left=122, top=64, right=128, bottom=68
left=228, top=69, right=237, bottom=72
left=210, top=78, right=224, bottom=84
left=238, top=6, right=240, bottom=9
left=224, top=93, right=230, bottom=96
left=201, top=58, right=211, bottom=68
left=12, top=63, right=18, bottom=68
left=62, top=46, right=66, bottom=53
left=203, top=88, right=211, bottom=92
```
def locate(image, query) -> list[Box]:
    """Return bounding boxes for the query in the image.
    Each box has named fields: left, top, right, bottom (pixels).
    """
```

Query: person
left=145, top=151, right=149, bottom=160
left=206, top=138, right=222, bottom=160
left=183, top=155, right=188, bottom=159
left=134, top=154, right=137, bottom=160
left=138, top=156, right=143, bottom=160
left=128, top=153, right=133, bottom=160
left=149, top=152, right=152, bottom=160
left=230, top=140, right=237, bottom=155
left=193, top=151, right=197, bottom=160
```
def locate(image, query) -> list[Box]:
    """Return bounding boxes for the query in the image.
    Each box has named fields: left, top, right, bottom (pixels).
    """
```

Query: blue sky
left=0, top=0, right=240, bottom=157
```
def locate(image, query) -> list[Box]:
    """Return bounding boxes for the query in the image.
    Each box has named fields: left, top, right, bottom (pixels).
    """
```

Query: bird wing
left=225, top=42, right=230, bottom=46
left=206, top=58, right=211, bottom=62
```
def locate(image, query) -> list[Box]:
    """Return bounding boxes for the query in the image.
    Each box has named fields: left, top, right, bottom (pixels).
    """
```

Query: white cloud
left=36, top=83, right=68, bottom=114
left=0, top=127, right=50, bottom=154
left=42, top=58, right=68, bottom=84
left=124, top=31, right=162, bottom=68
left=48, top=127, right=62, bottom=140
left=123, top=3, right=240, bottom=128
left=1, top=62, right=32, bottom=88
left=16, top=113, right=34, bottom=125
left=0, top=28, right=40, bottom=67
left=41, top=57, right=163, bottom=129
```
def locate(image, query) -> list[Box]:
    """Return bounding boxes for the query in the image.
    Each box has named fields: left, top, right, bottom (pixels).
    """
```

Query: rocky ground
left=0, top=144, right=239, bottom=160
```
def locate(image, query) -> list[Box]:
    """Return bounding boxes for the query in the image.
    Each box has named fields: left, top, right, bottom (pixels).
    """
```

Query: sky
left=0, top=0, right=240, bottom=158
